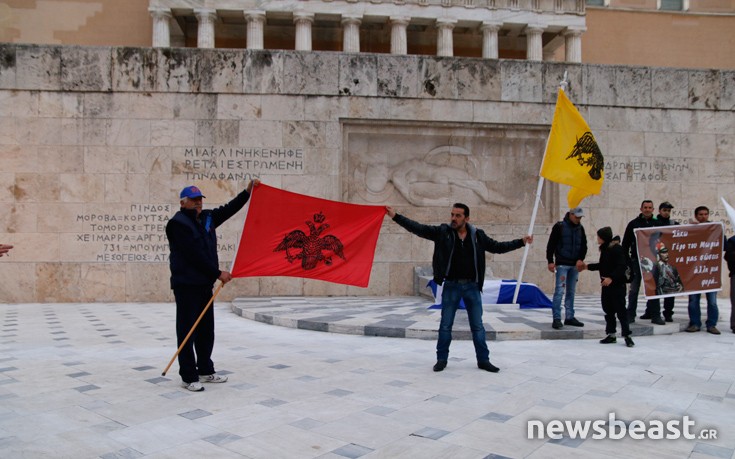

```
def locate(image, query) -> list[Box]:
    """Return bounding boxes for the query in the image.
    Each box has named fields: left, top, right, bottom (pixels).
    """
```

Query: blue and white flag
left=426, top=279, right=552, bottom=309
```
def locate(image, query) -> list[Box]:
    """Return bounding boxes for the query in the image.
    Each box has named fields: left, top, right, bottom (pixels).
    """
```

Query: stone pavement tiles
left=0, top=300, right=733, bottom=458
left=231, top=295, right=693, bottom=341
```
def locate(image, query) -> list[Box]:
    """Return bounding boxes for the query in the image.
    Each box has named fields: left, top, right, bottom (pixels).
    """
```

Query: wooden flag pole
left=161, top=281, right=224, bottom=376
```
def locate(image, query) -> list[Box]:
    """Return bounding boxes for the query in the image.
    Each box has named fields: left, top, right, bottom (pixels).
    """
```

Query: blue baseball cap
left=179, top=186, right=205, bottom=199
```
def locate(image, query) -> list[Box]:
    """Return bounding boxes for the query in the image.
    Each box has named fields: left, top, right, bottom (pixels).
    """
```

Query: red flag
left=230, top=184, right=385, bottom=287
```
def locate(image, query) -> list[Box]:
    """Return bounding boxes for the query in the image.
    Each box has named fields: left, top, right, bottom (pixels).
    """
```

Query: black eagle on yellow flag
left=540, top=88, right=604, bottom=208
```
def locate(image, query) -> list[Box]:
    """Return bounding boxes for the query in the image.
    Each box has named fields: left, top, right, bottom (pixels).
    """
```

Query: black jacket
left=622, top=213, right=655, bottom=261
left=392, top=213, right=525, bottom=289
left=587, top=239, right=627, bottom=287
left=725, top=235, right=735, bottom=277
left=546, top=213, right=587, bottom=266
left=166, top=188, right=251, bottom=289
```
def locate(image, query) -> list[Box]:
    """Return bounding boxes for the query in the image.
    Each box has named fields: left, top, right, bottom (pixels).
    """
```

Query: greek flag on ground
left=426, top=280, right=552, bottom=310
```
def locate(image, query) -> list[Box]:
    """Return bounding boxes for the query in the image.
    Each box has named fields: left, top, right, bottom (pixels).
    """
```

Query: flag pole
left=512, top=72, right=568, bottom=304
left=162, top=281, right=224, bottom=376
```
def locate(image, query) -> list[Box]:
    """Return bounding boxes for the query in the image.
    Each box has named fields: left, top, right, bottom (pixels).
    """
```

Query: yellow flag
left=540, top=89, right=604, bottom=208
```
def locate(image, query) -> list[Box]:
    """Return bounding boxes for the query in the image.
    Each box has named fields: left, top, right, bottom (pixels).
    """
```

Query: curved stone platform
left=231, top=294, right=691, bottom=341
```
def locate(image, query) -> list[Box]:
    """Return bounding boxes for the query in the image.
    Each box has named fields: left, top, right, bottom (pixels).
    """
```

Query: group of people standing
left=547, top=200, right=735, bottom=350
left=166, top=183, right=733, bottom=389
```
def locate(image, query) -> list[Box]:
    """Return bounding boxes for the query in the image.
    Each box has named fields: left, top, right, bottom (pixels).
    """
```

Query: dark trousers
left=626, top=262, right=642, bottom=318
left=602, top=284, right=630, bottom=337
left=646, top=297, right=675, bottom=319
left=174, top=285, right=216, bottom=383
left=731, top=276, right=735, bottom=332
left=646, top=296, right=676, bottom=319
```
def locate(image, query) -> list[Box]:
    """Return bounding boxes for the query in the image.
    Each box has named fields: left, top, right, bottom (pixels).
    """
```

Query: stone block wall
left=0, top=44, right=733, bottom=302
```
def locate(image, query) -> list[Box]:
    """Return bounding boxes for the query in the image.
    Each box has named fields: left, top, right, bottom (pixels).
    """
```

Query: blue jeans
left=437, top=281, right=489, bottom=363
left=551, top=265, right=578, bottom=321
left=687, top=292, right=718, bottom=328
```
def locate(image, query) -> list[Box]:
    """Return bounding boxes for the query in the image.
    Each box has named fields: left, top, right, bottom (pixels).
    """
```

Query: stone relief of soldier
left=354, top=145, right=525, bottom=208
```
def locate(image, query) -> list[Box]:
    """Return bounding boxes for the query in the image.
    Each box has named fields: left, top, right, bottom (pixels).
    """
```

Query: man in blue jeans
left=546, top=207, right=587, bottom=329
left=685, top=205, right=720, bottom=335
left=386, top=204, right=532, bottom=373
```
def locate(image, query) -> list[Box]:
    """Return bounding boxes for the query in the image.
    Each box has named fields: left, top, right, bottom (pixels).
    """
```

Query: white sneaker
left=199, top=374, right=228, bottom=383
left=182, top=381, right=204, bottom=392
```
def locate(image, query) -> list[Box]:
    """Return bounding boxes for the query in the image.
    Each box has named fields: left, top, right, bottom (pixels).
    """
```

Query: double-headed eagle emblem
left=566, top=132, right=604, bottom=181
left=274, top=212, right=346, bottom=270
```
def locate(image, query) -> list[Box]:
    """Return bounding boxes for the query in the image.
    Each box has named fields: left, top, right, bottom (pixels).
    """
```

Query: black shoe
left=552, top=319, right=563, bottom=329
left=664, top=316, right=673, bottom=323
left=651, top=317, right=665, bottom=325
left=627, top=313, right=636, bottom=323
left=564, top=318, right=584, bottom=327
left=640, top=313, right=651, bottom=320
left=433, top=360, right=447, bottom=372
left=624, top=336, right=635, bottom=347
left=477, top=361, right=500, bottom=373
left=600, top=335, right=617, bottom=344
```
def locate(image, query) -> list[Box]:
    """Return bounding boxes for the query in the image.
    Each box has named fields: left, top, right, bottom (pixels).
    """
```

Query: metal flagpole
left=511, top=72, right=569, bottom=304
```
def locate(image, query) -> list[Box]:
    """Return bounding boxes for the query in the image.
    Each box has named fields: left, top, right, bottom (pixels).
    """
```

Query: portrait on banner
left=634, top=223, right=723, bottom=300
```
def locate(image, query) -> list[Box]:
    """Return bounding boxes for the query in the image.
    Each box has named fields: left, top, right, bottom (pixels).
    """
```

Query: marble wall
left=0, top=44, right=733, bottom=302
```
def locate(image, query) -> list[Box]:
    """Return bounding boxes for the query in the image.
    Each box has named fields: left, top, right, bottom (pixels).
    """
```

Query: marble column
left=293, top=12, right=315, bottom=51
left=194, top=8, right=217, bottom=49
left=390, top=16, right=410, bottom=55
left=525, top=24, right=544, bottom=61
left=564, top=26, right=585, bottom=63
left=481, top=21, right=501, bottom=59
left=245, top=10, right=266, bottom=50
left=342, top=15, right=362, bottom=53
left=436, top=18, right=456, bottom=57
left=149, top=7, right=172, bottom=48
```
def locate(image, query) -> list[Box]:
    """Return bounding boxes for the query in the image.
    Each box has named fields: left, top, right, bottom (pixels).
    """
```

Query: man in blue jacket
left=386, top=203, right=532, bottom=373
left=166, top=180, right=259, bottom=391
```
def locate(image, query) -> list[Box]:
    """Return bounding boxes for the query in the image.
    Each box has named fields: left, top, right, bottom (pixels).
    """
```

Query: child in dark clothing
left=586, top=227, right=634, bottom=347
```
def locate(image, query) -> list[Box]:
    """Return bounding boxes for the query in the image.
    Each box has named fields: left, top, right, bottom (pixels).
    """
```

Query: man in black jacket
left=622, top=200, right=660, bottom=324
left=725, top=234, right=735, bottom=334
left=546, top=207, right=587, bottom=330
left=386, top=204, right=532, bottom=373
left=166, top=180, right=259, bottom=391
left=645, top=201, right=678, bottom=322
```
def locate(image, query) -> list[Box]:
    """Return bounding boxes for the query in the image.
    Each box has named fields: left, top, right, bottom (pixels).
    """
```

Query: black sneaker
left=564, top=318, right=584, bottom=327
left=640, top=313, right=651, bottom=320
left=552, top=319, right=563, bottom=329
left=477, top=361, right=500, bottom=373
left=433, top=360, right=447, bottom=372
left=599, top=335, right=617, bottom=344
left=651, top=317, right=665, bottom=325
left=664, top=316, right=673, bottom=323
left=624, top=336, right=635, bottom=347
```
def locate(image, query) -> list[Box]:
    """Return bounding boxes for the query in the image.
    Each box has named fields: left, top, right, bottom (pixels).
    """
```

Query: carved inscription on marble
left=73, top=206, right=239, bottom=263
left=181, top=147, right=305, bottom=181
left=605, top=157, right=692, bottom=182
left=74, top=204, right=172, bottom=262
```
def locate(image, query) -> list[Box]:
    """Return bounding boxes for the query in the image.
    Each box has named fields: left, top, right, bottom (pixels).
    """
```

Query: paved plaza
left=0, top=294, right=734, bottom=458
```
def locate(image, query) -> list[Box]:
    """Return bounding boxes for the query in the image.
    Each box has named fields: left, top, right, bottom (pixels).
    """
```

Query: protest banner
left=634, top=222, right=723, bottom=299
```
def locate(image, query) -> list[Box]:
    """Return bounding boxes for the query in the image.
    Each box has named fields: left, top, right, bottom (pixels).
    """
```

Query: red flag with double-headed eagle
left=230, top=184, right=385, bottom=287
